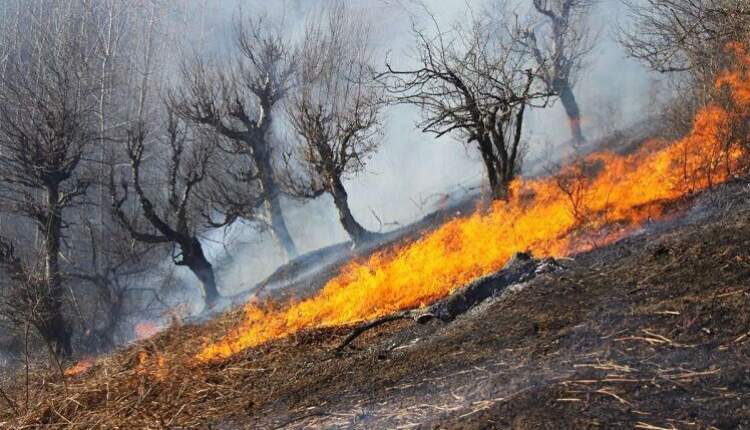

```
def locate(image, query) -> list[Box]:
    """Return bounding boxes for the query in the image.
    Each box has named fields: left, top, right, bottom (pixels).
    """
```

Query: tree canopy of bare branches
left=111, top=111, right=222, bottom=308
left=169, top=14, right=300, bottom=259
left=0, top=2, right=103, bottom=357
left=379, top=10, right=551, bottom=199
left=283, top=4, right=384, bottom=245
left=620, top=0, right=750, bottom=79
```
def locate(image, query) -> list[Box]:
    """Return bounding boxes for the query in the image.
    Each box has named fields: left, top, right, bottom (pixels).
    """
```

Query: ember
left=64, top=358, right=94, bottom=377
left=196, top=45, right=750, bottom=363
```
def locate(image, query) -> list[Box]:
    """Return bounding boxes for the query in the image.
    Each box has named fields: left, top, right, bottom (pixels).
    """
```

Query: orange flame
left=135, top=350, right=168, bottom=381
left=64, top=357, right=94, bottom=377
left=196, top=45, right=750, bottom=363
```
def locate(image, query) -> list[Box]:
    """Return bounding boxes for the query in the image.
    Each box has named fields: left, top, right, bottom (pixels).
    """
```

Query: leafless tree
left=619, top=0, right=750, bottom=79
left=65, top=0, right=173, bottom=354
left=620, top=0, right=750, bottom=157
left=379, top=10, right=551, bottom=199
left=65, top=216, right=162, bottom=351
left=283, top=4, right=384, bottom=245
left=519, top=0, right=598, bottom=145
left=169, top=14, right=300, bottom=259
left=546, top=154, right=603, bottom=226
left=111, top=110, right=221, bottom=309
left=0, top=3, right=101, bottom=357
left=0, top=237, right=49, bottom=349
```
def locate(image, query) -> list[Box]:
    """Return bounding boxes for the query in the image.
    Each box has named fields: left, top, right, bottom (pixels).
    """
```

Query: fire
left=136, top=351, right=168, bottom=381
left=65, top=357, right=94, bottom=377
left=196, top=45, right=750, bottom=362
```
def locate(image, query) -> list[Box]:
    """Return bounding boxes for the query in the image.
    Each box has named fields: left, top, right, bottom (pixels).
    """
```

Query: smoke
left=525, top=0, right=660, bottom=147
left=158, top=0, right=657, bottom=303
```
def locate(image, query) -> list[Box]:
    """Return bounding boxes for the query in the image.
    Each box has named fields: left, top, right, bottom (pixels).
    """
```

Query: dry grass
left=2, top=185, right=750, bottom=428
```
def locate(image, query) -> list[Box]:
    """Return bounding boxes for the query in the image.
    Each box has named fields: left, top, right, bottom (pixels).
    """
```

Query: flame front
left=196, top=45, right=750, bottom=363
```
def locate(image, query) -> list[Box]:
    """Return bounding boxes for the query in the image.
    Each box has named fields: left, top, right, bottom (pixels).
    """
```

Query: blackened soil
left=5, top=184, right=750, bottom=429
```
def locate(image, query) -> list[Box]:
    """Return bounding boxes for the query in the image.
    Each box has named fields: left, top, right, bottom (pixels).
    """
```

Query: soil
left=3, top=181, right=750, bottom=429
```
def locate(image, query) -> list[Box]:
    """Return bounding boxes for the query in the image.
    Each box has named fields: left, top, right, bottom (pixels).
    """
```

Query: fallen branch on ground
left=335, top=253, right=562, bottom=352
left=335, top=312, right=418, bottom=353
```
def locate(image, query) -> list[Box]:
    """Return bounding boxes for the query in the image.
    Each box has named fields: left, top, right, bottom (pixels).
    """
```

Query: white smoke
left=163, top=0, right=658, bottom=302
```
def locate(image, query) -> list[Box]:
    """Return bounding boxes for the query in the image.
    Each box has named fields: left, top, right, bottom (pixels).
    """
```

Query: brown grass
left=2, top=185, right=750, bottom=429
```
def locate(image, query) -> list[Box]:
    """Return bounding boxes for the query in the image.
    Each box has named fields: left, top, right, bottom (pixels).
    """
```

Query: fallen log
left=335, top=252, right=562, bottom=353
left=419, top=252, right=539, bottom=323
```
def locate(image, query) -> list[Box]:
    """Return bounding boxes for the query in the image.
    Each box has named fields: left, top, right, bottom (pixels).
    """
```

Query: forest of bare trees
left=0, top=0, right=197, bottom=360
left=0, top=0, right=743, bottom=370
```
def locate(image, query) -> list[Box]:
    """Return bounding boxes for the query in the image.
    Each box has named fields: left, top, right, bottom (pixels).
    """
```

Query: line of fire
left=2, top=1, right=750, bottom=428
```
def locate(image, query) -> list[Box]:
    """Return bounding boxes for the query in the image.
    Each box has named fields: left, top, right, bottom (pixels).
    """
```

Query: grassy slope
left=2, top=182, right=750, bottom=429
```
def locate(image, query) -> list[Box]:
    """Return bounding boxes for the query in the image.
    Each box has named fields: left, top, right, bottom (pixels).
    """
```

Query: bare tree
left=111, top=110, right=221, bottom=309
left=546, top=153, right=603, bottom=227
left=379, top=11, right=551, bottom=199
left=170, top=14, right=300, bottom=259
left=520, top=0, right=597, bottom=145
left=283, top=4, right=384, bottom=246
left=65, top=216, right=162, bottom=352
left=620, top=0, right=750, bottom=156
left=0, top=4, right=101, bottom=357
left=0, top=236, right=53, bottom=361
left=619, top=0, right=750, bottom=78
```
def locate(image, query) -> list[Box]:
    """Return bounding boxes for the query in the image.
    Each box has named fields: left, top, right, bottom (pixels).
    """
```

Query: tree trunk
left=558, top=81, right=585, bottom=145
left=330, top=176, right=373, bottom=246
left=266, top=193, right=299, bottom=259
left=41, top=183, right=72, bottom=358
left=493, top=180, right=511, bottom=201
left=255, top=148, right=299, bottom=260
left=183, top=237, right=220, bottom=308
left=477, top=137, right=504, bottom=200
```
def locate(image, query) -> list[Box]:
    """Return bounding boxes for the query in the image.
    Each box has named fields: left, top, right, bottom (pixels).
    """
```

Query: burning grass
left=3, top=174, right=750, bottom=428
left=4, top=45, right=750, bottom=430
left=195, top=45, right=750, bottom=362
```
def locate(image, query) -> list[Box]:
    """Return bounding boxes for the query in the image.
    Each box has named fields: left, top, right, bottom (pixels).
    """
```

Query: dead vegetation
left=1, top=180, right=750, bottom=428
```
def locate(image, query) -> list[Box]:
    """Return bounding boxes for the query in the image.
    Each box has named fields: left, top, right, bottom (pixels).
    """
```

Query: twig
left=653, top=310, right=680, bottom=315
left=271, top=411, right=330, bottom=429
left=43, top=337, right=68, bottom=395
left=24, top=318, right=30, bottom=411
left=594, top=388, right=631, bottom=405
left=666, top=368, right=721, bottom=380
left=635, top=422, right=677, bottom=430
left=335, top=312, right=415, bottom=353
left=614, top=329, right=693, bottom=348
left=573, top=362, right=634, bottom=373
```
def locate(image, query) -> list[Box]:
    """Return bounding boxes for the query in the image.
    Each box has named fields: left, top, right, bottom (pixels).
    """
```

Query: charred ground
left=2, top=178, right=750, bottom=429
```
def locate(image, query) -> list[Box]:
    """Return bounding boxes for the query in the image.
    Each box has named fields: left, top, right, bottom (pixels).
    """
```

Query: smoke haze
left=162, top=0, right=657, bottom=302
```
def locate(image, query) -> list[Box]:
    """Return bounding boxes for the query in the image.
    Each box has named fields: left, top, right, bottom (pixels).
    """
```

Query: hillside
left=2, top=1, right=750, bottom=429
left=2, top=176, right=750, bottom=429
